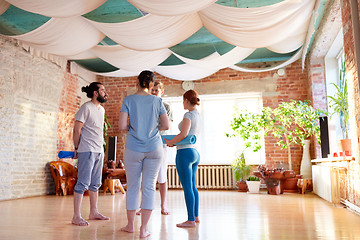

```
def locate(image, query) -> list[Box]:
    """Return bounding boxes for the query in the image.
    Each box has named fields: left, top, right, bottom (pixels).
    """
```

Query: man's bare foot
left=89, top=212, right=110, bottom=221
left=161, top=208, right=170, bottom=215
left=176, top=221, right=196, bottom=228
left=195, top=217, right=200, bottom=223
left=121, top=225, right=134, bottom=233
left=72, top=217, right=89, bottom=226
left=136, top=210, right=142, bottom=215
left=140, top=226, right=150, bottom=238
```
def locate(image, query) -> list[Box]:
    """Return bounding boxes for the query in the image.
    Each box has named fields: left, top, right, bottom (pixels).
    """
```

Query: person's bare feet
left=89, top=212, right=110, bottom=221
left=72, top=217, right=89, bottom=226
left=195, top=217, right=200, bottom=223
left=176, top=220, right=196, bottom=228
left=121, top=225, right=134, bottom=233
left=161, top=208, right=170, bottom=215
left=140, top=226, right=150, bottom=238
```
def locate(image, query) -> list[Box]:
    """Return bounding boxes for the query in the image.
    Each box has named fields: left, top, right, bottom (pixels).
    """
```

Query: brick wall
left=0, top=36, right=88, bottom=200
left=0, top=36, right=64, bottom=200
left=99, top=60, right=310, bottom=174
left=339, top=0, right=360, bottom=209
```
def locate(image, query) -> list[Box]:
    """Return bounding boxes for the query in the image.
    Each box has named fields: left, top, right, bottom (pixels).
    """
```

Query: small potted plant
left=327, top=56, right=351, bottom=154
left=246, top=176, right=260, bottom=193
left=232, top=151, right=251, bottom=192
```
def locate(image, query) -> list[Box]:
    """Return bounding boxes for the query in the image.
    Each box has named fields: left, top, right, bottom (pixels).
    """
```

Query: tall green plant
left=103, top=115, right=111, bottom=151
left=232, top=151, right=251, bottom=182
left=327, top=56, right=349, bottom=139
left=226, top=100, right=324, bottom=170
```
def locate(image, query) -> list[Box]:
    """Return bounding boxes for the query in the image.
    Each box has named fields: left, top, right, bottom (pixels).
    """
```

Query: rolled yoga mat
left=161, top=135, right=196, bottom=145
left=58, top=151, right=75, bottom=159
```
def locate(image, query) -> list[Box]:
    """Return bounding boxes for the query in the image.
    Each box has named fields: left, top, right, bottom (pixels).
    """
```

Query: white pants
left=157, top=147, right=168, bottom=183
left=123, top=147, right=163, bottom=210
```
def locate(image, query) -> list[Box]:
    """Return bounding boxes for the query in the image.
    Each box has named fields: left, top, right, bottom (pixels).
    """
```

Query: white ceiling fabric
left=230, top=46, right=303, bottom=73
left=153, top=64, right=220, bottom=81
left=0, top=0, right=10, bottom=15
left=1, top=0, right=319, bottom=80
left=85, top=13, right=203, bottom=51
left=172, top=47, right=255, bottom=69
left=4, top=0, right=106, bottom=18
left=128, top=0, right=217, bottom=16
left=198, top=0, right=315, bottom=50
left=11, top=17, right=104, bottom=56
left=90, top=45, right=172, bottom=72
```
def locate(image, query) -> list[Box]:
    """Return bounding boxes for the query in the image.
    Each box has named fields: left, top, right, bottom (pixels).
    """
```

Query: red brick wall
left=56, top=72, right=81, bottom=163
left=99, top=60, right=309, bottom=174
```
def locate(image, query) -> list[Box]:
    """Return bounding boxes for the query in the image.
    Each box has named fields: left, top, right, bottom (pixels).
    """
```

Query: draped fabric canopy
left=0, top=0, right=325, bottom=80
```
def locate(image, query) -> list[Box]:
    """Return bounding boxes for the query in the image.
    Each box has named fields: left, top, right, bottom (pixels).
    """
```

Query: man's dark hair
left=81, top=82, right=102, bottom=98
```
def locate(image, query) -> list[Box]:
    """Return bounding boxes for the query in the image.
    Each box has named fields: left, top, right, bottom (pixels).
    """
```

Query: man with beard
left=72, top=82, right=110, bottom=226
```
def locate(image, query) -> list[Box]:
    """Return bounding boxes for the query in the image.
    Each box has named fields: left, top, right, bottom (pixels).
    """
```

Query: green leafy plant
left=232, top=151, right=251, bottom=182
left=247, top=176, right=260, bottom=181
left=103, top=115, right=112, bottom=151
left=226, top=100, right=325, bottom=170
left=327, top=56, right=349, bottom=139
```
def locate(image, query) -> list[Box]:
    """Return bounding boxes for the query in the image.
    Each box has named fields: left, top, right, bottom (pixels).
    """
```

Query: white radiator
left=167, top=165, right=235, bottom=190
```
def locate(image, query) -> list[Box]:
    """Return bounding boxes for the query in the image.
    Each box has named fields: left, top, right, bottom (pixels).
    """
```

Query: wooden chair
left=49, top=161, right=77, bottom=196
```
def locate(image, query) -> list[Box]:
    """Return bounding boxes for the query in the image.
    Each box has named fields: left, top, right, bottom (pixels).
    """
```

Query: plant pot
left=236, top=181, right=248, bottom=192
left=283, top=175, right=302, bottom=193
left=246, top=181, right=260, bottom=193
left=339, top=139, right=352, bottom=154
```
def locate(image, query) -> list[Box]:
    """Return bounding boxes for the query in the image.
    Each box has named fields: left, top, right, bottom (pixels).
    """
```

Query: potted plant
left=232, top=151, right=251, bottom=192
left=246, top=176, right=260, bottom=193
left=327, top=56, right=350, bottom=154
left=226, top=100, right=324, bottom=171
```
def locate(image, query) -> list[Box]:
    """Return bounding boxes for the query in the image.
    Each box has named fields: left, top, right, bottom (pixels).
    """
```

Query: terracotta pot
left=236, top=181, right=248, bottom=192
left=283, top=175, right=302, bottom=193
left=339, top=139, right=352, bottom=154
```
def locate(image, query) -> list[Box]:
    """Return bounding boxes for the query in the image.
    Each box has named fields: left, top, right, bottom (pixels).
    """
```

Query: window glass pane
left=163, top=93, right=265, bottom=165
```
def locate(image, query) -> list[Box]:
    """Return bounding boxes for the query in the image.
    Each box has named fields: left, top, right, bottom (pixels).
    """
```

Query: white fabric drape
left=86, top=13, right=203, bottom=51
left=153, top=64, right=220, bottom=81
left=90, top=45, right=172, bottom=72
left=4, top=0, right=107, bottom=18
left=0, top=0, right=10, bottom=15
left=172, top=47, right=255, bottom=70
left=128, top=0, right=216, bottom=16
left=1, top=0, right=320, bottom=80
left=199, top=0, right=315, bottom=50
left=12, top=17, right=104, bottom=56
left=230, top=46, right=303, bottom=73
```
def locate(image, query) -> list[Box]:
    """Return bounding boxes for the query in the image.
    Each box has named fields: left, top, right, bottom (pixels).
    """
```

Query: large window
left=163, top=93, right=265, bottom=165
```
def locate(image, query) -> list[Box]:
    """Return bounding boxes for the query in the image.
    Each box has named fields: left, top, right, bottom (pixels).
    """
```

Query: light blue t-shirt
left=177, top=110, right=201, bottom=150
left=120, top=94, right=167, bottom=152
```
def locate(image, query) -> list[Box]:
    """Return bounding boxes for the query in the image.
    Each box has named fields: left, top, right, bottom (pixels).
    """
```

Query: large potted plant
left=232, top=151, right=251, bottom=192
left=226, top=100, right=325, bottom=191
left=327, top=56, right=350, bottom=154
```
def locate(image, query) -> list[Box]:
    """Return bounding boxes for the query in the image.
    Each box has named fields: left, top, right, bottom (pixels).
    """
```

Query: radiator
left=167, top=165, right=235, bottom=190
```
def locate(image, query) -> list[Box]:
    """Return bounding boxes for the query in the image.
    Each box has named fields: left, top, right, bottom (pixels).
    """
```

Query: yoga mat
left=58, top=151, right=75, bottom=159
left=161, top=135, right=196, bottom=145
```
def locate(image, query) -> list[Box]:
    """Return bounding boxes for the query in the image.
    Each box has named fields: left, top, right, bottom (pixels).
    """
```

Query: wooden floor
left=1, top=190, right=360, bottom=240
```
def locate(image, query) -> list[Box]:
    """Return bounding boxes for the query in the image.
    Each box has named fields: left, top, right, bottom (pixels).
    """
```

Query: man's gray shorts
left=74, top=152, right=104, bottom=194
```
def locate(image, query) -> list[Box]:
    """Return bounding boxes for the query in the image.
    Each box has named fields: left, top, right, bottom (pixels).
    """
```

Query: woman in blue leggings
left=165, top=90, right=201, bottom=228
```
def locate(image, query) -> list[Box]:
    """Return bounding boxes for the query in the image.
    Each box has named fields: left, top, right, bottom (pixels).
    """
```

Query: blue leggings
left=176, top=148, right=200, bottom=221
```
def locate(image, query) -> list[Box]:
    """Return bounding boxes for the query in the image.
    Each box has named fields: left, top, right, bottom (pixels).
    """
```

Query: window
left=163, top=93, right=265, bottom=165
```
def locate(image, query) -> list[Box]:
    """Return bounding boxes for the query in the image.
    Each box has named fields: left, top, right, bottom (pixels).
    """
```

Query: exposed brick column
left=341, top=0, right=360, bottom=161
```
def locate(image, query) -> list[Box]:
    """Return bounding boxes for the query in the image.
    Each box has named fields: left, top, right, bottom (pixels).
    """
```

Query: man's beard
left=97, top=95, right=107, bottom=103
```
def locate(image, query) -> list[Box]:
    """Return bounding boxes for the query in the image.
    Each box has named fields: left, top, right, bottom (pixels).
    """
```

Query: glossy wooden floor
left=1, top=190, right=360, bottom=240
